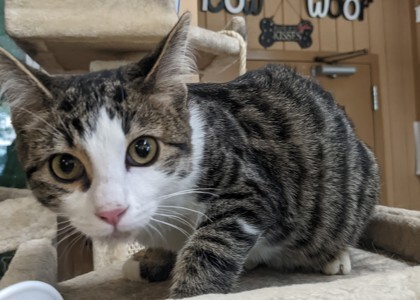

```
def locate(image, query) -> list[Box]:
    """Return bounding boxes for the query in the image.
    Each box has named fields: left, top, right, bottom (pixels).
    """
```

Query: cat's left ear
left=141, top=12, right=195, bottom=92
left=0, top=48, right=53, bottom=131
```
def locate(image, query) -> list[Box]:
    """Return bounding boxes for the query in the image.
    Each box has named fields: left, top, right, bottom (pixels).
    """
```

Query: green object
left=0, top=106, right=26, bottom=188
left=0, top=0, right=27, bottom=188
left=0, top=250, right=15, bottom=279
left=0, top=141, right=26, bottom=188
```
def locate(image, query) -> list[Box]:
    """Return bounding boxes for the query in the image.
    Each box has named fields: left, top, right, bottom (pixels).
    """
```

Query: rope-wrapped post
left=218, top=30, right=247, bottom=76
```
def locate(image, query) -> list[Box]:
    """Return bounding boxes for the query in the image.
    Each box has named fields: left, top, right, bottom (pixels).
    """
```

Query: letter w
left=307, top=0, right=330, bottom=18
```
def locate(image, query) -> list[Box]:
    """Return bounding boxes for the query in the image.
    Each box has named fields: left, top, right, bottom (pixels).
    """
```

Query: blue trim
left=175, top=0, right=181, bottom=14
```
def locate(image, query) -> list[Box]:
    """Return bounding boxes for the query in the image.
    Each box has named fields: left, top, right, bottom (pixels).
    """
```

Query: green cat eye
left=50, top=154, right=85, bottom=182
left=127, top=136, right=159, bottom=167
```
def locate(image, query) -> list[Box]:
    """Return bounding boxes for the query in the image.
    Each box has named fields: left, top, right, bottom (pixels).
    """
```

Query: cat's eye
left=126, top=136, right=159, bottom=167
left=50, top=154, right=85, bottom=182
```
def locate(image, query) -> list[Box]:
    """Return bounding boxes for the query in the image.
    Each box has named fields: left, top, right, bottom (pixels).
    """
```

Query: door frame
left=247, top=50, right=388, bottom=204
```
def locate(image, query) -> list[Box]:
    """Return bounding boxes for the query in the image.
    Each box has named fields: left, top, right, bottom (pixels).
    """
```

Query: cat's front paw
left=122, top=248, right=176, bottom=282
left=322, top=250, right=351, bottom=275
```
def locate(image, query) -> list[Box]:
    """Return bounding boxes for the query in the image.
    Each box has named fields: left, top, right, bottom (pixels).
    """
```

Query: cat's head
left=0, top=13, right=198, bottom=238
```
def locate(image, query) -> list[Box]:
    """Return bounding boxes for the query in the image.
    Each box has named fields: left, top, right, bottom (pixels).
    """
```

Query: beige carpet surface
left=0, top=186, right=419, bottom=300
left=58, top=247, right=414, bottom=300
left=0, top=192, right=56, bottom=253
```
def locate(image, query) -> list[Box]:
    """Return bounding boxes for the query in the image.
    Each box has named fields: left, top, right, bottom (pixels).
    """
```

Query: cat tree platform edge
left=56, top=205, right=420, bottom=299
left=4, top=0, right=246, bottom=75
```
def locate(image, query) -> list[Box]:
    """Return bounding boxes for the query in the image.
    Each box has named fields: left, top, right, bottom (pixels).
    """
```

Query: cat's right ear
left=0, top=48, right=53, bottom=129
left=127, top=12, right=195, bottom=96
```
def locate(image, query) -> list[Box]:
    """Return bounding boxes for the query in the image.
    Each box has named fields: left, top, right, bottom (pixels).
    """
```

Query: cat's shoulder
left=238, top=64, right=303, bottom=84
left=188, top=64, right=301, bottom=94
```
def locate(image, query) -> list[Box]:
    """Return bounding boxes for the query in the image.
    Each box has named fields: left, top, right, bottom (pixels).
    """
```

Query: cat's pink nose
left=95, top=208, right=126, bottom=226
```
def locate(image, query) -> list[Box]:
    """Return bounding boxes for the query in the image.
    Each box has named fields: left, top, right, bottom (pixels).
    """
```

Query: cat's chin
left=109, top=231, right=132, bottom=240
left=93, top=230, right=132, bottom=241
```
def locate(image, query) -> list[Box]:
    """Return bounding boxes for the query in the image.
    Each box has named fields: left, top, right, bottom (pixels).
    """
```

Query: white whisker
left=154, top=212, right=196, bottom=230
left=57, top=220, right=70, bottom=225
left=8, top=104, right=63, bottom=137
left=151, top=217, right=191, bottom=238
left=55, top=229, right=78, bottom=248
left=146, top=222, right=165, bottom=242
left=158, top=188, right=219, bottom=201
left=158, top=205, right=210, bottom=220
left=157, top=208, right=189, bottom=218
left=60, top=233, right=85, bottom=261
left=56, top=224, right=74, bottom=233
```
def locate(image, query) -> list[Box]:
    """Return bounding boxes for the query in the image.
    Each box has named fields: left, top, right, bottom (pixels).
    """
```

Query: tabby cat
left=0, top=13, right=379, bottom=298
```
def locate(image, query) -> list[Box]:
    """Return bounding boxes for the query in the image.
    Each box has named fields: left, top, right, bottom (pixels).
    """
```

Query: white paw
left=122, top=257, right=142, bottom=281
left=322, top=250, right=351, bottom=275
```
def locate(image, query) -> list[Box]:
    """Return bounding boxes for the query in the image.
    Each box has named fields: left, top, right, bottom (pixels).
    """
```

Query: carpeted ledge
left=0, top=190, right=56, bottom=254
left=364, top=205, right=420, bottom=263
left=0, top=239, right=57, bottom=290
left=57, top=247, right=415, bottom=300
left=57, top=205, right=420, bottom=299
left=0, top=187, right=419, bottom=300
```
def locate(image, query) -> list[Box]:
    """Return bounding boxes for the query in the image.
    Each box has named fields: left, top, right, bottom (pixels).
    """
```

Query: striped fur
left=169, top=67, right=379, bottom=296
left=0, top=13, right=379, bottom=298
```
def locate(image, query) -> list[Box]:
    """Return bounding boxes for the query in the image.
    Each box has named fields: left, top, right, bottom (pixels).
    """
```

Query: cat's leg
left=321, top=249, right=351, bottom=275
left=122, top=247, right=176, bottom=282
left=243, top=259, right=260, bottom=270
left=170, top=219, right=260, bottom=298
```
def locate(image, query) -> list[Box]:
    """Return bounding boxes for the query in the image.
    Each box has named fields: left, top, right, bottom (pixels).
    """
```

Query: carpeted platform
left=0, top=187, right=419, bottom=299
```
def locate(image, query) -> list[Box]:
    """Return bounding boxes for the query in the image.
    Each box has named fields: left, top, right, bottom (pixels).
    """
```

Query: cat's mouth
left=109, top=230, right=131, bottom=239
left=100, top=221, right=136, bottom=239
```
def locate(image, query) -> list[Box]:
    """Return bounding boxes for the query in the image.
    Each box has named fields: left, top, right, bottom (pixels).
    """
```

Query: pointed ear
left=0, top=48, right=53, bottom=130
left=141, top=12, right=195, bottom=91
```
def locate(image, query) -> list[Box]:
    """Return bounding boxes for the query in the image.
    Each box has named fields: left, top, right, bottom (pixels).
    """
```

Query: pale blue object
left=0, top=281, right=63, bottom=300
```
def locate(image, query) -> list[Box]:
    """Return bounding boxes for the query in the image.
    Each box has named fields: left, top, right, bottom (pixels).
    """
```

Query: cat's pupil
left=135, top=139, right=151, bottom=158
left=59, top=154, right=76, bottom=174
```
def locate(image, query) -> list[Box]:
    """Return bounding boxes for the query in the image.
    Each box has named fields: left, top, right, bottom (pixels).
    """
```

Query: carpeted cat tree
left=1, top=187, right=420, bottom=299
left=3, top=0, right=248, bottom=78
left=1, top=1, right=420, bottom=299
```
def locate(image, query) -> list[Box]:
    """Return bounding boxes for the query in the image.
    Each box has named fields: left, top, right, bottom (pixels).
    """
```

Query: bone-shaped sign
left=259, top=18, right=313, bottom=49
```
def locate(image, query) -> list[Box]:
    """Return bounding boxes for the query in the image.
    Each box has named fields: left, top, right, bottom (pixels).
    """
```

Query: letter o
left=343, top=0, right=361, bottom=21
left=224, top=0, right=245, bottom=14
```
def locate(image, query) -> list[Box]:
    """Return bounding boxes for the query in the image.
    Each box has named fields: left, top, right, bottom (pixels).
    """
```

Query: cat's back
left=188, top=64, right=379, bottom=195
left=188, top=64, right=379, bottom=254
left=189, top=64, right=351, bottom=142
left=189, top=64, right=338, bottom=119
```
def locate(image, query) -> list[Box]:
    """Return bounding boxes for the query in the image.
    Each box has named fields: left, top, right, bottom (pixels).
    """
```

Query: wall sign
left=306, top=0, right=373, bottom=21
left=201, top=0, right=263, bottom=15
left=259, top=18, right=313, bottom=49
